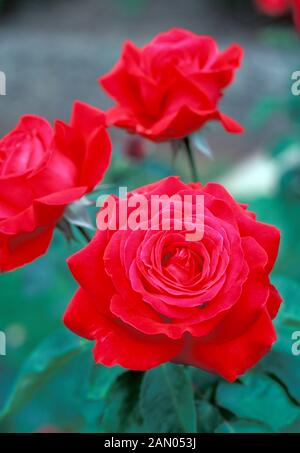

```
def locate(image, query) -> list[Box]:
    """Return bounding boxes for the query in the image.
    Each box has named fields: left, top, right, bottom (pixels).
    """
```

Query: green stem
left=76, top=226, right=92, bottom=244
left=183, top=136, right=198, bottom=182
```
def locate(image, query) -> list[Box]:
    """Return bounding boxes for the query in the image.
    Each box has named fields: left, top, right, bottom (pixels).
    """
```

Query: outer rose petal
left=70, top=101, right=112, bottom=190
left=100, top=42, right=145, bottom=113
left=0, top=227, right=54, bottom=272
left=79, top=125, right=112, bottom=191
left=64, top=289, right=183, bottom=370
left=204, top=182, right=280, bottom=272
left=67, top=230, right=115, bottom=307
left=107, top=105, right=243, bottom=142
left=36, top=187, right=88, bottom=207
left=134, top=175, right=187, bottom=196
left=0, top=190, right=79, bottom=271
left=53, top=102, right=112, bottom=192
left=175, top=309, right=276, bottom=382
left=267, top=284, right=283, bottom=319
left=146, top=107, right=243, bottom=142
left=0, top=197, right=65, bottom=236
left=71, top=101, right=107, bottom=137
left=0, top=174, right=34, bottom=218
left=63, top=288, right=102, bottom=340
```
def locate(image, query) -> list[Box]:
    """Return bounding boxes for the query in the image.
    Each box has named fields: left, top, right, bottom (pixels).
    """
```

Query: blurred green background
left=1, top=0, right=300, bottom=434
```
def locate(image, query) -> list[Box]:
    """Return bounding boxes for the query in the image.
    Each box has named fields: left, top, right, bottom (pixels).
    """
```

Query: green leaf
left=140, top=364, right=197, bottom=433
left=101, top=371, right=144, bottom=433
left=216, top=373, right=300, bottom=431
left=281, top=415, right=300, bottom=433
left=189, top=368, right=220, bottom=399
left=258, top=276, right=300, bottom=403
left=259, top=338, right=300, bottom=402
left=0, top=329, right=88, bottom=420
left=273, top=276, right=300, bottom=330
left=196, top=400, right=222, bottom=433
left=249, top=198, right=300, bottom=281
left=87, top=364, right=126, bottom=400
left=215, top=420, right=273, bottom=433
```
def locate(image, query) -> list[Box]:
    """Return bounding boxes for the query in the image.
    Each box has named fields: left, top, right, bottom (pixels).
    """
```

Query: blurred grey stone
left=0, top=0, right=299, bottom=158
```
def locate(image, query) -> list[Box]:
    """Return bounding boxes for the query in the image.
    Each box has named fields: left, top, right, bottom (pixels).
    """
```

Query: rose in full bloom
left=64, top=176, right=282, bottom=381
left=255, top=0, right=300, bottom=31
left=99, top=28, right=244, bottom=142
left=0, top=102, right=111, bottom=272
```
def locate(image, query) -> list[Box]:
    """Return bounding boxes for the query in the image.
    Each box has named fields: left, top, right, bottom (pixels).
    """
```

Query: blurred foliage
left=0, top=0, right=18, bottom=14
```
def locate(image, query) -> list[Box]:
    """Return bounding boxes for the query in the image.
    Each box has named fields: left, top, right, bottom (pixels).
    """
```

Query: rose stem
left=183, top=136, right=199, bottom=182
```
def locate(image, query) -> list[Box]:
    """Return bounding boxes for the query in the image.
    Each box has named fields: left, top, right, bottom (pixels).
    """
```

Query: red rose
left=64, top=176, right=282, bottom=381
left=255, top=0, right=291, bottom=15
left=0, top=102, right=111, bottom=272
left=99, top=28, right=244, bottom=142
left=255, top=0, right=300, bottom=31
